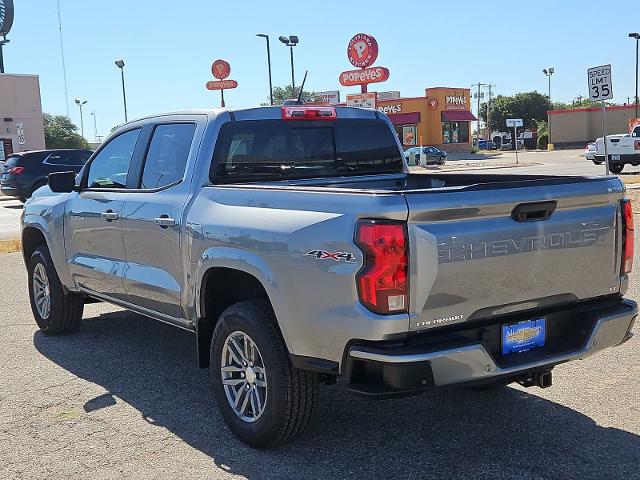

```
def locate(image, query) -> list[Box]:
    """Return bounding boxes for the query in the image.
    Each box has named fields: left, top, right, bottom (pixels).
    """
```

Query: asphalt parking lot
left=2, top=153, right=640, bottom=479
left=2, top=253, right=640, bottom=480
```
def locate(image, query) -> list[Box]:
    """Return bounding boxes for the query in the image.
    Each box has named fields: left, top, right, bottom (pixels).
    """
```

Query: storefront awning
left=441, top=110, right=477, bottom=121
left=387, top=112, right=421, bottom=125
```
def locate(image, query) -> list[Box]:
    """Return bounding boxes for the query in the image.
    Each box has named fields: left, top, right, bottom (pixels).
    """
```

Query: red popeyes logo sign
left=347, top=33, right=378, bottom=68
left=340, top=67, right=390, bottom=86
left=206, top=80, right=238, bottom=90
left=428, top=98, right=439, bottom=110
left=211, top=59, right=231, bottom=79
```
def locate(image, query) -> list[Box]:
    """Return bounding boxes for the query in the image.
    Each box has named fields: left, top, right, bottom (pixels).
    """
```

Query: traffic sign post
left=506, top=118, right=523, bottom=164
left=588, top=65, right=613, bottom=175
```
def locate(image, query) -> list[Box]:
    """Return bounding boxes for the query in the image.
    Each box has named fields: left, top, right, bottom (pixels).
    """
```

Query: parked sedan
left=404, top=146, right=447, bottom=166
left=584, top=143, right=599, bottom=164
left=0, top=149, right=92, bottom=202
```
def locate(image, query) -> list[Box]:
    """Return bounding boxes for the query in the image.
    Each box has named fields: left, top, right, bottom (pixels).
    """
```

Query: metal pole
left=79, top=105, right=84, bottom=139
left=635, top=38, right=639, bottom=118
left=220, top=89, right=225, bottom=108
left=602, top=100, right=609, bottom=175
left=57, top=0, right=70, bottom=118
left=0, top=41, right=4, bottom=74
left=476, top=83, right=481, bottom=147
left=120, top=67, right=128, bottom=122
left=289, top=46, right=295, bottom=91
left=91, top=111, right=98, bottom=141
left=514, top=125, right=519, bottom=164
left=486, top=85, right=492, bottom=143
left=266, top=37, right=273, bottom=105
left=548, top=74, right=552, bottom=148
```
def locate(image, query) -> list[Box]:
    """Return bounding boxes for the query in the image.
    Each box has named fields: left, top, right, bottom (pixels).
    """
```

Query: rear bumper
left=0, top=185, right=27, bottom=198
left=594, top=154, right=640, bottom=164
left=345, top=298, right=636, bottom=396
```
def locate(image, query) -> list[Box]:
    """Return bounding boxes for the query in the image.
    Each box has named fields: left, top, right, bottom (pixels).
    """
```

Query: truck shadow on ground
left=34, top=309, right=640, bottom=480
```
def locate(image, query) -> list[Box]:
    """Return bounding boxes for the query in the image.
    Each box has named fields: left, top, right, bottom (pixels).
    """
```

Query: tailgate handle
left=511, top=201, right=557, bottom=222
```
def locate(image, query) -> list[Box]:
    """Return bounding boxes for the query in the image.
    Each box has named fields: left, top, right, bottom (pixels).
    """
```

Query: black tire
left=28, top=246, right=83, bottom=334
left=592, top=160, right=603, bottom=165
left=609, top=164, right=624, bottom=174
left=439, top=156, right=446, bottom=165
left=18, top=197, right=27, bottom=203
left=210, top=301, right=319, bottom=447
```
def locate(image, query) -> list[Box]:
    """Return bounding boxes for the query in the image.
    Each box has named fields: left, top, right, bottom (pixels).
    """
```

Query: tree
left=480, top=91, right=550, bottom=132
left=269, top=85, right=319, bottom=105
left=43, top=114, right=89, bottom=149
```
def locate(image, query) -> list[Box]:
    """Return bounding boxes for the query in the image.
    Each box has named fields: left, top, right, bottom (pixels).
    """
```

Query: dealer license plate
left=611, top=154, right=621, bottom=161
left=501, top=318, right=546, bottom=355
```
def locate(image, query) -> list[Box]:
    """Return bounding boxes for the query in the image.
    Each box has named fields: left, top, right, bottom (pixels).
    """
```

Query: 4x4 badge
left=306, top=250, right=356, bottom=263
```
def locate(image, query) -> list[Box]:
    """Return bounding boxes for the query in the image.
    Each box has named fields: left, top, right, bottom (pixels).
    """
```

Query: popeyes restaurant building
left=376, top=87, right=476, bottom=152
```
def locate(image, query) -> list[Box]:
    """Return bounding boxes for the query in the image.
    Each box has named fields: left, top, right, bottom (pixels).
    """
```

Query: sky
left=2, top=0, right=639, bottom=140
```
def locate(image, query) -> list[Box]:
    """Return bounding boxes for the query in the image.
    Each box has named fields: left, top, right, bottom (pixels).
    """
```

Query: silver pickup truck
left=21, top=105, right=637, bottom=447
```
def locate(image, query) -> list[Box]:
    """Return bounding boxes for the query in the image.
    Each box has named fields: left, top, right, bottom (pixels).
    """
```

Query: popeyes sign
left=445, top=93, right=468, bottom=110
left=339, top=33, right=389, bottom=93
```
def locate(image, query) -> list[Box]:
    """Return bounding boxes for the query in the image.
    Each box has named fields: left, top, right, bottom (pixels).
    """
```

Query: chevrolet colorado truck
left=594, top=124, right=640, bottom=173
left=21, top=105, right=637, bottom=447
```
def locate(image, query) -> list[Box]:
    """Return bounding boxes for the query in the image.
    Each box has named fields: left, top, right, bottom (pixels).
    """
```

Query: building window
left=442, top=121, right=469, bottom=144
left=394, top=124, right=417, bottom=146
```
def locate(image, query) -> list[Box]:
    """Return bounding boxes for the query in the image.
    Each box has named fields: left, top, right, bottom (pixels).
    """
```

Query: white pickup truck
left=595, top=124, right=640, bottom=173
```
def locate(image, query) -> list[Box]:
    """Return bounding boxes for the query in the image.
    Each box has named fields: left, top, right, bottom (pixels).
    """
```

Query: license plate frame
left=501, top=318, right=546, bottom=355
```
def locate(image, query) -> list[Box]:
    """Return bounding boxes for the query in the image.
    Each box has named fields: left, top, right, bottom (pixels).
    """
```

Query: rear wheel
left=592, top=160, right=603, bottom=165
left=210, top=301, right=319, bottom=447
left=28, top=246, right=83, bottom=334
left=609, top=164, right=624, bottom=174
left=439, top=156, right=446, bottom=165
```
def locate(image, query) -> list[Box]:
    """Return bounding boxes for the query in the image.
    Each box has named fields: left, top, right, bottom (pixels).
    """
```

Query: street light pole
left=256, top=34, right=274, bottom=105
left=115, top=59, right=128, bottom=122
left=75, top=98, right=87, bottom=139
left=279, top=35, right=299, bottom=94
left=543, top=68, right=555, bottom=148
left=630, top=33, right=640, bottom=118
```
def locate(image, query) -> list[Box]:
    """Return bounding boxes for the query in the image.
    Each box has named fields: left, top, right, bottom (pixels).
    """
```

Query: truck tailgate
left=406, top=178, right=624, bottom=331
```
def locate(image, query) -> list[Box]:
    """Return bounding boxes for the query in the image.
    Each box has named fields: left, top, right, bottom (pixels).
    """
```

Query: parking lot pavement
left=1, top=249, right=640, bottom=480
left=0, top=197, right=22, bottom=240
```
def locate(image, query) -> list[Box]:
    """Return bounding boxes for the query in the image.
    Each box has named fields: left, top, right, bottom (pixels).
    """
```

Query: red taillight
left=8, top=166, right=24, bottom=174
left=634, top=140, right=640, bottom=151
left=281, top=106, right=337, bottom=120
left=622, top=199, right=634, bottom=275
left=355, top=221, right=408, bottom=314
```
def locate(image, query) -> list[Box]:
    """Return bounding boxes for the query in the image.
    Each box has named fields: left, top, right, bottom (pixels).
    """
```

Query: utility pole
left=472, top=83, right=489, bottom=146
left=486, top=84, right=494, bottom=142
left=57, top=0, right=70, bottom=118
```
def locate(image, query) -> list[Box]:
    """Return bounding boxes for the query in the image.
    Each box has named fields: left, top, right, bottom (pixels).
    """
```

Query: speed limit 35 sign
left=588, top=65, right=613, bottom=100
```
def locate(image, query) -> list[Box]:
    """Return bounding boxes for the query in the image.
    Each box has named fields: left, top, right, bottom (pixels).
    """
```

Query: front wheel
left=210, top=301, right=319, bottom=447
left=28, top=246, right=84, bottom=334
left=609, top=164, right=624, bottom=174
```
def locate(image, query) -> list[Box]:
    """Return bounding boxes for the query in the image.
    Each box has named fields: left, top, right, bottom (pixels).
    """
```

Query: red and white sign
left=428, top=98, right=439, bottom=110
left=347, top=33, right=379, bottom=68
left=206, top=80, right=238, bottom=90
left=346, top=93, right=377, bottom=109
left=211, top=59, right=231, bottom=79
left=339, top=67, right=390, bottom=87
left=316, top=90, right=341, bottom=104
left=445, top=95, right=468, bottom=110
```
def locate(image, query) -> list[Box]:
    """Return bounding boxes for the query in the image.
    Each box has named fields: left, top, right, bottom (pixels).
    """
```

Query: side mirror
left=48, top=171, right=77, bottom=193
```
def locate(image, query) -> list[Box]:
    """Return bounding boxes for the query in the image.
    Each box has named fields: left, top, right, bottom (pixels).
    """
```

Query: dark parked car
left=0, top=149, right=92, bottom=202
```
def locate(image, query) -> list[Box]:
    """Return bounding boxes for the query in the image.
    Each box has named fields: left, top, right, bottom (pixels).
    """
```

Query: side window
left=87, top=129, right=140, bottom=188
left=140, top=123, right=195, bottom=189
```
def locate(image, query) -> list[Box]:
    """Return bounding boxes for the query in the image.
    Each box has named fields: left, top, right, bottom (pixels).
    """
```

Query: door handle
left=154, top=215, right=176, bottom=228
left=101, top=210, right=119, bottom=221
left=511, top=201, right=557, bottom=222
